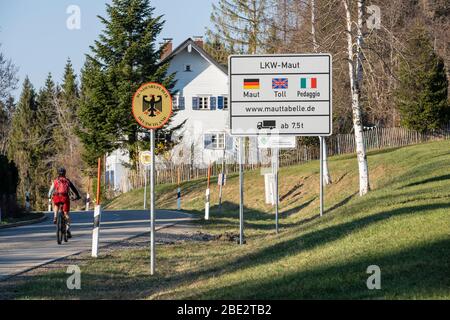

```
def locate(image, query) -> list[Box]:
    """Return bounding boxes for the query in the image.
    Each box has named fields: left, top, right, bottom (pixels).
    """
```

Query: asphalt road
left=0, top=209, right=193, bottom=281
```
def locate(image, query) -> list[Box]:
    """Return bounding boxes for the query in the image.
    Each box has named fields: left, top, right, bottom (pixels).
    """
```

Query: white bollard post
left=204, top=163, right=212, bottom=220
left=91, top=204, right=101, bottom=258
left=177, top=187, right=181, bottom=210
left=25, top=191, right=31, bottom=212
left=85, top=193, right=90, bottom=211
left=205, top=188, right=210, bottom=220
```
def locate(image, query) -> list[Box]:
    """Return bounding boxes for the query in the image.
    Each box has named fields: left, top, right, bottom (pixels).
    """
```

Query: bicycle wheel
left=63, top=215, right=68, bottom=242
left=56, top=210, right=63, bottom=245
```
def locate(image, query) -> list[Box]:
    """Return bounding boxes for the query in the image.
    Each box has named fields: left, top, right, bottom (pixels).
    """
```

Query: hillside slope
left=10, top=140, right=450, bottom=299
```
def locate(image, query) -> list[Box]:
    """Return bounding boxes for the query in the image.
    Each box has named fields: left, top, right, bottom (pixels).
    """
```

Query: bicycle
left=55, top=202, right=68, bottom=245
left=54, top=194, right=79, bottom=245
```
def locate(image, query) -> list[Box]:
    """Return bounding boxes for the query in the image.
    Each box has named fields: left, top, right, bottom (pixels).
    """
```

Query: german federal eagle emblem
left=143, top=95, right=162, bottom=117
left=132, top=82, right=172, bottom=129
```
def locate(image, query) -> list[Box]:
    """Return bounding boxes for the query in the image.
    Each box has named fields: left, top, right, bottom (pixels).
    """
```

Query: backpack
left=54, top=177, right=70, bottom=196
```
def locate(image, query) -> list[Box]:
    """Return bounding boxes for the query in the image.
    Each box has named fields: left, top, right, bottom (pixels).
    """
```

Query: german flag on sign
left=243, top=79, right=260, bottom=90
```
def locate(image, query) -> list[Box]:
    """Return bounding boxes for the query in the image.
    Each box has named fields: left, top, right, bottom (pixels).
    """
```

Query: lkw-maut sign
left=229, top=54, right=332, bottom=136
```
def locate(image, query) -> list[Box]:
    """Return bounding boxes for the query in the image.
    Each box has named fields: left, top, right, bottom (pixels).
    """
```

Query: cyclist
left=48, top=167, right=81, bottom=238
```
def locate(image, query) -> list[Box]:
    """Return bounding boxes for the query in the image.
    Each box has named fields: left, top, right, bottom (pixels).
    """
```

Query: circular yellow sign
left=132, top=82, right=172, bottom=129
left=140, top=151, right=152, bottom=166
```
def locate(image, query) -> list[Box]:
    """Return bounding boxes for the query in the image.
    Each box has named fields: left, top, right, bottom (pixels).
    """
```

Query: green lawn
left=0, top=212, right=44, bottom=226
left=6, top=140, right=450, bottom=299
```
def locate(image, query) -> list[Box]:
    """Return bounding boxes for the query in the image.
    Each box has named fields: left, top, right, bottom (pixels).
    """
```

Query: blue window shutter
left=192, top=97, right=199, bottom=110
left=210, top=97, right=216, bottom=110
left=204, top=134, right=213, bottom=149
left=218, top=96, right=224, bottom=110
left=179, top=97, right=185, bottom=110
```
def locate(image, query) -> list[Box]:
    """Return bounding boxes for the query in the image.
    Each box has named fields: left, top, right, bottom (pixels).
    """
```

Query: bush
left=0, top=154, right=21, bottom=218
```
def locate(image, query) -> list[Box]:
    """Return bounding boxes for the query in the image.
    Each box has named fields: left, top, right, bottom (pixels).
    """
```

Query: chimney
left=193, top=36, right=203, bottom=49
left=160, top=38, right=173, bottom=60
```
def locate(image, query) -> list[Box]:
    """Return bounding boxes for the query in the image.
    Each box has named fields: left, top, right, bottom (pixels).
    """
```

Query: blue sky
left=0, top=0, right=217, bottom=99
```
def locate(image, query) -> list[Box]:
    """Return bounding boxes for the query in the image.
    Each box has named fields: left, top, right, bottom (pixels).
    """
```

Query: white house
left=105, top=37, right=236, bottom=192
left=162, top=37, right=234, bottom=167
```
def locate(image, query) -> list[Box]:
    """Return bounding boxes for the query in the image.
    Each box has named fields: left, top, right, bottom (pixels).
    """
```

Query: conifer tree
left=78, top=59, right=114, bottom=167
left=395, top=26, right=449, bottom=132
left=34, top=74, right=58, bottom=205
left=55, top=59, right=80, bottom=158
left=0, top=95, right=15, bottom=154
left=204, top=34, right=235, bottom=66
left=78, top=0, right=178, bottom=170
left=8, top=77, right=39, bottom=205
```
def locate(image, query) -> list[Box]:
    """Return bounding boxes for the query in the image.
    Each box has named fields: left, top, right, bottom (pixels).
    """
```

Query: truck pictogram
left=257, top=120, right=276, bottom=130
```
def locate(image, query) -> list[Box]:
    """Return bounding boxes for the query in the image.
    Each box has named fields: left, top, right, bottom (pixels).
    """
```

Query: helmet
left=57, top=167, right=66, bottom=177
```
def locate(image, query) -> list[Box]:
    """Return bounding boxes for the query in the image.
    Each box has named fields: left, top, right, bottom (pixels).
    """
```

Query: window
left=173, top=95, right=185, bottom=110
left=105, top=170, right=115, bottom=187
left=223, top=96, right=228, bottom=109
left=198, top=96, right=209, bottom=109
left=204, top=132, right=225, bottom=150
left=184, top=64, right=191, bottom=72
left=218, top=95, right=229, bottom=110
left=172, top=95, right=179, bottom=109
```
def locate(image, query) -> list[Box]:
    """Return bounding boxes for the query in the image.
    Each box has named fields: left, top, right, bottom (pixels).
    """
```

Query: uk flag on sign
left=272, top=78, right=288, bottom=89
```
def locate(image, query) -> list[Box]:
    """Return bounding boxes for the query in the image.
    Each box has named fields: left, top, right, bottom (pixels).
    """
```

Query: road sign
left=140, top=151, right=152, bottom=167
left=258, top=135, right=296, bottom=149
left=132, top=82, right=172, bottom=276
left=229, top=54, right=332, bottom=136
left=132, top=82, right=172, bottom=129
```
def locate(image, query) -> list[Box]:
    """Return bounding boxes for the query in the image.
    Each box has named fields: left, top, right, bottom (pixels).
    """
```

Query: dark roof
left=160, top=38, right=228, bottom=75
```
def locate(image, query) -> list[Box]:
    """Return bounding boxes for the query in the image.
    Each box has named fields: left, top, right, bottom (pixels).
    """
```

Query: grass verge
left=4, top=140, right=450, bottom=299
left=0, top=212, right=45, bottom=227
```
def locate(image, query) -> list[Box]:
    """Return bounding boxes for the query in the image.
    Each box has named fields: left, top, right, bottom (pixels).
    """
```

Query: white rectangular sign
left=229, top=54, right=332, bottom=136
left=258, top=135, right=296, bottom=149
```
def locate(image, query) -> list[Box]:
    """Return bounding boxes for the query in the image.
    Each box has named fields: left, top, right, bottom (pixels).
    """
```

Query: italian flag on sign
left=300, top=77, right=317, bottom=89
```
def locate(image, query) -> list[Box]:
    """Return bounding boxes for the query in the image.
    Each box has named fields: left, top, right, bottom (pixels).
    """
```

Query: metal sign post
left=132, top=82, right=172, bottom=276
left=272, top=147, right=279, bottom=233
left=143, top=168, right=147, bottom=210
left=239, top=137, right=245, bottom=245
left=319, top=136, right=324, bottom=217
left=140, top=151, right=152, bottom=211
left=150, top=129, right=155, bottom=275
left=218, top=148, right=226, bottom=211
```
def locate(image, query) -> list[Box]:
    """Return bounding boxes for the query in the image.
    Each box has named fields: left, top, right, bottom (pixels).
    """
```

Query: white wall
left=105, top=148, right=131, bottom=192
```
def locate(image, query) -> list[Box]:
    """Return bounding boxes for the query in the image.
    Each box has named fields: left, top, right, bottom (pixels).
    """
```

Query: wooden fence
left=124, top=126, right=450, bottom=190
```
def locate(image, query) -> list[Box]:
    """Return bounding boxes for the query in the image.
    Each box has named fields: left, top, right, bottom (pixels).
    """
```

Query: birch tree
left=310, top=0, right=332, bottom=185
left=342, top=0, right=370, bottom=195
